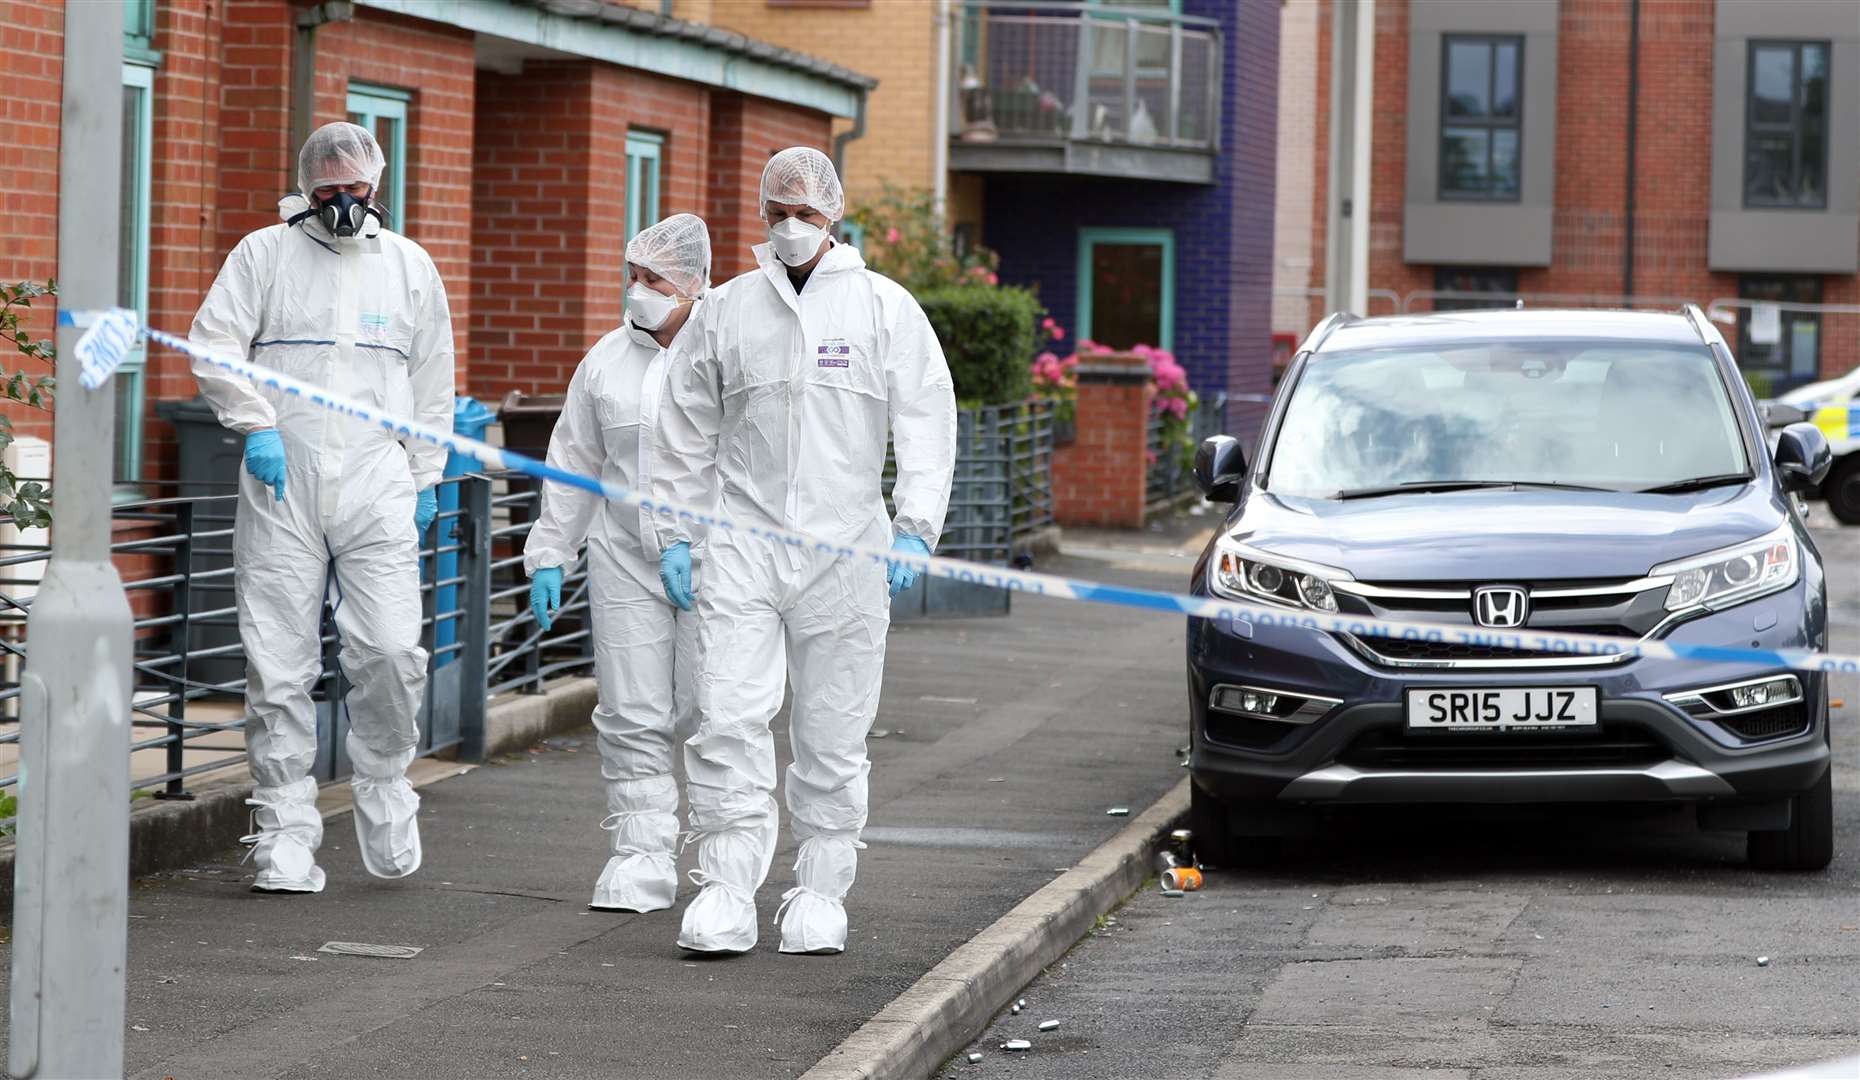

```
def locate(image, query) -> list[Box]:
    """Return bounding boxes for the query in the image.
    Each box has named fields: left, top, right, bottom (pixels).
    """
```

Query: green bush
left=919, top=285, right=1041, bottom=406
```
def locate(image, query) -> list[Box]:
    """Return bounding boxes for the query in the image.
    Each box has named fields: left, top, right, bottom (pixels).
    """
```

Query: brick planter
left=1052, top=352, right=1154, bottom=528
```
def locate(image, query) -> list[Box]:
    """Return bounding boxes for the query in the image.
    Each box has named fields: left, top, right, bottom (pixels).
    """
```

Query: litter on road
left=1162, top=866, right=1203, bottom=891
left=1161, top=887, right=1186, bottom=897
left=967, top=1052, right=983, bottom=1063
left=316, top=941, right=424, bottom=959
left=1106, top=806, right=1130, bottom=816
left=1758, top=956, right=1771, bottom=966
left=1038, top=1019, right=1060, bottom=1031
left=1002, top=1040, right=1032, bottom=1052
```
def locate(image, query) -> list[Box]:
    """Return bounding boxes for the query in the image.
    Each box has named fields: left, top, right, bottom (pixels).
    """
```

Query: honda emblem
left=1472, top=586, right=1529, bottom=629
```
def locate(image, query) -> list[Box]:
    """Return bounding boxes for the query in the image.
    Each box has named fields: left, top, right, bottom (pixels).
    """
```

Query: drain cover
left=317, top=941, right=424, bottom=959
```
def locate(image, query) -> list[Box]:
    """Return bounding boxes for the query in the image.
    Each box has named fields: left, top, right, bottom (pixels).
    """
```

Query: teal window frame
left=346, top=83, right=410, bottom=228
left=116, top=60, right=155, bottom=490
left=625, top=130, right=665, bottom=243
left=838, top=220, right=866, bottom=250
left=123, top=0, right=161, bottom=65
left=1076, top=227, right=1175, bottom=353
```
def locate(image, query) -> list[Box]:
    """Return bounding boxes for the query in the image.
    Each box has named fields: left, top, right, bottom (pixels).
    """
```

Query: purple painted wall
left=980, top=0, right=1280, bottom=440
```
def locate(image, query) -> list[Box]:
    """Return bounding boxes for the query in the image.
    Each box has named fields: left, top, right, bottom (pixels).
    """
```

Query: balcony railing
left=951, top=1, right=1222, bottom=183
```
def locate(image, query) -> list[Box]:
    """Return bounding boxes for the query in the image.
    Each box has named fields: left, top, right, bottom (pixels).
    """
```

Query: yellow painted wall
left=689, top=0, right=940, bottom=206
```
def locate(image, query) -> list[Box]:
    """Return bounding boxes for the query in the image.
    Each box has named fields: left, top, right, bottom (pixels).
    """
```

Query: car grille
left=1339, top=724, right=1670, bottom=770
left=1716, top=702, right=1810, bottom=742
left=1336, top=576, right=1669, bottom=667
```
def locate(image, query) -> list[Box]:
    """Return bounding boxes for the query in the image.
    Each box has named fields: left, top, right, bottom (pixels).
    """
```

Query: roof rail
left=1681, top=303, right=1716, bottom=346
left=1299, top=311, right=1358, bottom=355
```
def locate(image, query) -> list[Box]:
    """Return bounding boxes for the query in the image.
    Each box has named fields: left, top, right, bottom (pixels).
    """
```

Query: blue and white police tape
left=134, top=320, right=1860, bottom=678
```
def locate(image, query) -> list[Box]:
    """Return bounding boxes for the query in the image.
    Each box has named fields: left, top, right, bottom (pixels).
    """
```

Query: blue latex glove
left=659, top=541, right=695, bottom=612
left=887, top=533, right=932, bottom=598
left=414, top=488, right=438, bottom=537
left=530, top=566, right=563, bottom=631
left=243, top=429, right=286, bottom=502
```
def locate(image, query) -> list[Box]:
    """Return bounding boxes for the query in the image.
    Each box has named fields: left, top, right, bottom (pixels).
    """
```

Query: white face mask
left=626, top=282, right=685, bottom=331
left=767, top=217, right=830, bottom=267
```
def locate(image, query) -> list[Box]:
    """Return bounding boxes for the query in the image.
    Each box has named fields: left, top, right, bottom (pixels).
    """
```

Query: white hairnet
left=759, top=147, right=845, bottom=223
left=627, top=213, right=712, bottom=297
left=298, top=121, right=386, bottom=195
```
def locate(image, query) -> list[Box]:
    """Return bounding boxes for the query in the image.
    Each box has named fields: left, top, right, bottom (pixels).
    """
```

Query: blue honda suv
left=1187, top=307, right=1836, bottom=870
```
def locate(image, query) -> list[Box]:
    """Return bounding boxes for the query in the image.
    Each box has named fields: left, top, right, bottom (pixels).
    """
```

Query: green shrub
left=919, top=285, right=1041, bottom=406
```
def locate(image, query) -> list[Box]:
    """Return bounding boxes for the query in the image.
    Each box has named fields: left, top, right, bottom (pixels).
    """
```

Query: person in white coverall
left=522, top=214, right=713, bottom=912
left=189, top=122, right=454, bottom=893
left=653, top=147, right=957, bottom=954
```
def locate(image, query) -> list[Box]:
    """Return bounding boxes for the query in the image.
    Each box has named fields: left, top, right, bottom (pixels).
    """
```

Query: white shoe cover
left=591, top=853, right=677, bottom=912
left=676, top=828, right=767, bottom=954
left=242, top=779, right=326, bottom=894
left=351, top=773, right=422, bottom=879
left=778, top=836, right=860, bottom=955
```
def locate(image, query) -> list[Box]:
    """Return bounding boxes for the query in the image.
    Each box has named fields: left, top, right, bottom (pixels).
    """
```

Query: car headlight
left=1651, top=524, right=1798, bottom=613
left=1209, top=542, right=1351, bottom=613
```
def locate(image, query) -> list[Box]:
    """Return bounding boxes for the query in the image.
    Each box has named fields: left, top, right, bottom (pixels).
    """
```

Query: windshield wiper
left=1331, top=480, right=1516, bottom=500
left=1635, top=473, right=1752, bottom=495
left=1330, top=479, right=1616, bottom=501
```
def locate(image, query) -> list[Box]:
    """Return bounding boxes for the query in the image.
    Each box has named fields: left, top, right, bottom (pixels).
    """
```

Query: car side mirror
left=1774, top=422, right=1832, bottom=492
left=1194, top=435, right=1246, bottom=502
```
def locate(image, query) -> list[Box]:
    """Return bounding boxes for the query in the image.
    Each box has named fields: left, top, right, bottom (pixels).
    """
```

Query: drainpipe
left=291, top=1, right=355, bottom=168
left=1623, top=0, right=1640, bottom=301
left=832, top=85, right=870, bottom=204
left=1347, top=0, right=1374, bottom=316
left=932, top=0, right=952, bottom=219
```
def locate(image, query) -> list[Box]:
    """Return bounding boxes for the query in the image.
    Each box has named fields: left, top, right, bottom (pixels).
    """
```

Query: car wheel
left=1189, top=781, right=1282, bottom=868
left=1747, top=765, right=1833, bottom=871
left=1823, top=455, right=1860, bottom=525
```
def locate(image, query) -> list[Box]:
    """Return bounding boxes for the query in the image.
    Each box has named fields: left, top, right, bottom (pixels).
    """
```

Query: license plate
left=1405, top=687, right=1598, bottom=730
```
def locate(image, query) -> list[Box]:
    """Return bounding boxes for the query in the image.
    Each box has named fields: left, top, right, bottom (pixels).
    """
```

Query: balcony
left=950, top=1, right=1223, bottom=185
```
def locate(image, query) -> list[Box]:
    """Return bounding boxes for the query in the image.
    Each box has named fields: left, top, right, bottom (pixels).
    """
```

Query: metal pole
left=8, top=5, right=134, bottom=1078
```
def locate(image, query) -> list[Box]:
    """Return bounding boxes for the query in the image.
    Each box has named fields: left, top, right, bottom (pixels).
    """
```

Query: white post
left=7, top=5, right=135, bottom=1079
left=1323, top=0, right=1376, bottom=317
left=933, top=0, right=952, bottom=219
left=1347, top=0, right=1376, bottom=316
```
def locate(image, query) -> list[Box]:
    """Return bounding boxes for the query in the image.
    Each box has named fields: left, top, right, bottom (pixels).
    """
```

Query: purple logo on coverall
left=817, top=342, right=851, bottom=368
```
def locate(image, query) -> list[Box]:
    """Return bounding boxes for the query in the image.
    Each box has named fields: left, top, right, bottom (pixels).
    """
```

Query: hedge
left=918, top=285, right=1041, bottom=406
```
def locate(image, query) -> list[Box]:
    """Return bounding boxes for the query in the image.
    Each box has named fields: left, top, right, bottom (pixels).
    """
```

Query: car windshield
left=1266, top=342, right=1750, bottom=498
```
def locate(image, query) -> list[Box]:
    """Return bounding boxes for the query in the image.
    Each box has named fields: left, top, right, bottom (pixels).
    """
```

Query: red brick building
left=1293, top=0, right=1857, bottom=394
left=0, top=0, right=872, bottom=487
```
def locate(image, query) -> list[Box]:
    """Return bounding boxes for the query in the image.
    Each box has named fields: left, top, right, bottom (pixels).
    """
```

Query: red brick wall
left=706, top=94, right=834, bottom=282
left=0, top=0, right=67, bottom=448
left=1053, top=360, right=1153, bottom=528
left=1306, top=0, right=1859, bottom=379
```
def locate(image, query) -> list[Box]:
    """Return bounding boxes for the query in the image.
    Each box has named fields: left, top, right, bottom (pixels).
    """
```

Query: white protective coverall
left=522, top=220, right=711, bottom=910
left=655, top=231, right=957, bottom=953
left=189, top=123, right=454, bottom=893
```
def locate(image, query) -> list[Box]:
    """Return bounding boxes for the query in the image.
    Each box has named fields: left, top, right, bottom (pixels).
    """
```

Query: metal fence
left=0, top=471, right=590, bottom=816
left=1147, top=392, right=1227, bottom=507
left=884, top=398, right=1057, bottom=565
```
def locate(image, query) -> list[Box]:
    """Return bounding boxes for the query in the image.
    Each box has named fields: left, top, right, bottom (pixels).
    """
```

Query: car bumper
left=1186, top=583, right=1831, bottom=810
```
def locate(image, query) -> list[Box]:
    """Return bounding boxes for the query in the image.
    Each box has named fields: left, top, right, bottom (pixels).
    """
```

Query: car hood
left=1225, top=484, right=1788, bottom=582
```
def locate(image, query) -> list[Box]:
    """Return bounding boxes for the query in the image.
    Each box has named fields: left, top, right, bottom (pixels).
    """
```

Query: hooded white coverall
left=654, top=241, right=956, bottom=952
left=523, top=315, right=708, bottom=912
left=189, top=192, right=454, bottom=892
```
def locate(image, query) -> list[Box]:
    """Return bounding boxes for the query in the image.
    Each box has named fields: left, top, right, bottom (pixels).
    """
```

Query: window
left=837, top=220, right=866, bottom=250
left=1439, top=35, right=1522, bottom=201
left=1433, top=267, right=1518, bottom=311
left=1077, top=228, right=1174, bottom=352
left=123, top=0, right=158, bottom=63
left=346, top=83, right=409, bottom=228
left=1736, top=275, right=1822, bottom=394
left=116, top=61, right=154, bottom=486
left=625, top=131, right=664, bottom=243
left=1744, top=41, right=1828, bottom=209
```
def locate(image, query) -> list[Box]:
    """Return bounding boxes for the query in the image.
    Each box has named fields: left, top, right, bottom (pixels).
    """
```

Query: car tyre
left=1747, top=765, right=1833, bottom=871
left=1189, top=781, right=1282, bottom=868
left=1823, top=455, right=1860, bottom=525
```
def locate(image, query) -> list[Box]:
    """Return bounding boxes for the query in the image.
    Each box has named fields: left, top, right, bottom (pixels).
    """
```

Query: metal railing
left=953, top=1, right=1222, bottom=151
left=0, top=471, right=595, bottom=819
left=884, top=398, right=1057, bottom=565
left=1147, top=391, right=1227, bottom=507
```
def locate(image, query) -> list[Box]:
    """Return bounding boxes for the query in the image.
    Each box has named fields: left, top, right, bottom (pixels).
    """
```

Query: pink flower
left=1042, top=317, right=1057, bottom=330
left=1059, top=354, right=1079, bottom=370
left=1145, top=449, right=1158, bottom=466
left=1050, top=325, right=1065, bottom=340
left=986, top=272, right=998, bottom=285
left=886, top=227, right=900, bottom=244
left=1168, top=396, right=1189, bottom=420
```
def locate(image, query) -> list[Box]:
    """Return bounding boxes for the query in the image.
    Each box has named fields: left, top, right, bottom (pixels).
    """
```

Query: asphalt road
left=941, top=515, right=1860, bottom=1080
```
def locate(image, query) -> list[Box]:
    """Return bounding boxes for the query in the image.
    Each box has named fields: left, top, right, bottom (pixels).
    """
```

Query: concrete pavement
left=938, top=517, right=1860, bottom=1080
left=0, top=538, right=1199, bottom=1080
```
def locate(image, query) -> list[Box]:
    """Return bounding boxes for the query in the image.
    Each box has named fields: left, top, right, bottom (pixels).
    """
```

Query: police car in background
left=1186, top=307, right=1836, bottom=871
left=1775, top=367, right=1860, bottom=523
